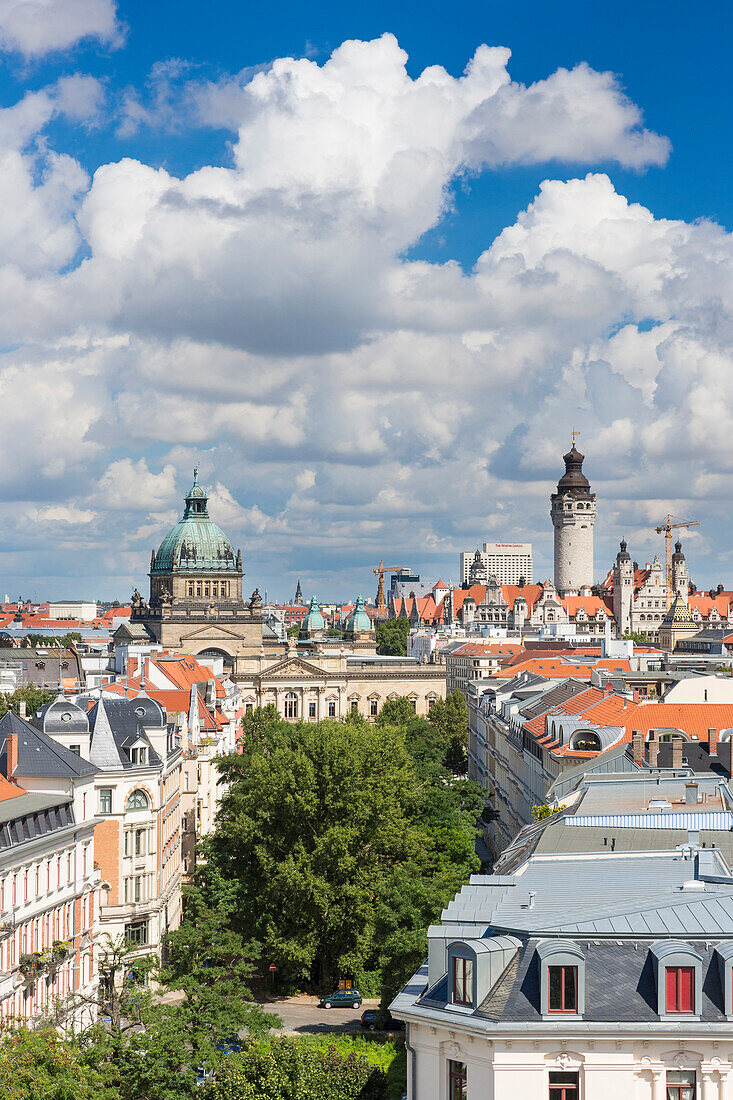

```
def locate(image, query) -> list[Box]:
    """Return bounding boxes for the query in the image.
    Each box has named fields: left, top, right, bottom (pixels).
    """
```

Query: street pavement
left=261, top=995, right=381, bottom=1034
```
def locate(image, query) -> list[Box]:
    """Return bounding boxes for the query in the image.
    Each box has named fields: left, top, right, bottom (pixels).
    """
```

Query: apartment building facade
left=33, top=694, right=183, bottom=964
left=0, top=710, right=100, bottom=1027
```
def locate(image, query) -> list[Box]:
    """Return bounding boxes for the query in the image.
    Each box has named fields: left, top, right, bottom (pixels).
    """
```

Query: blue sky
left=0, top=0, right=732, bottom=602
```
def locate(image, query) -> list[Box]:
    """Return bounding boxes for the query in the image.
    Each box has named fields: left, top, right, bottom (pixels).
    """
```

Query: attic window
left=61, top=712, right=72, bottom=722
left=548, top=965, right=577, bottom=1012
left=134, top=707, right=146, bottom=717
left=129, top=747, right=147, bottom=766
left=665, top=967, right=694, bottom=1014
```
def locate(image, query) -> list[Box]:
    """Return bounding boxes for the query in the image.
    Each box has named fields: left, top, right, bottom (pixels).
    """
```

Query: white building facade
left=33, top=695, right=183, bottom=966
left=392, top=849, right=733, bottom=1100
left=0, top=710, right=100, bottom=1028
left=461, top=544, right=533, bottom=587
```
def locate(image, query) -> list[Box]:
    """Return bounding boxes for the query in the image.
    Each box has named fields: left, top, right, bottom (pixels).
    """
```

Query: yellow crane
left=373, top=561, right=405, bottom=611
left=654, top=514, right=700, bottom=605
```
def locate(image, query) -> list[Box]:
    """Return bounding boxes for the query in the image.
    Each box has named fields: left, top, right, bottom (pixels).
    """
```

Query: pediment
left=179, top=624, right=249, bottom=643
left=259, top=657, right=326, bottom=680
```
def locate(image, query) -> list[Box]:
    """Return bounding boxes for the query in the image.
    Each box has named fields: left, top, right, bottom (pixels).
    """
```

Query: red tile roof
left=0, top=775, right=26, bottom=802
left=689, top=594, right=733, bottom=617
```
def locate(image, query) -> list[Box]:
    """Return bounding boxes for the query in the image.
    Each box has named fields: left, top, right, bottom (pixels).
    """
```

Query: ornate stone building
left=118, top=469, right=264, bottom=676
left=607, top=539, right=690, bottom=640
left=115, top=471, right=446, bottom=720
left=550, top=441, right=596, bottom=595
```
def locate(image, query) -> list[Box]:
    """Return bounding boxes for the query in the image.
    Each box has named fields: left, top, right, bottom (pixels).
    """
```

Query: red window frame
left=452, top=955, right=473, bottom=1006
left=548, top=965, right=578, bottom=1013
left=665, top=966, right=695, bottom=1014
left=666, top=1070, right=696, bottom=1100
left=549, top=1071, right=579, bottom=1100
left=448, top=1059, right=467, bottom=1100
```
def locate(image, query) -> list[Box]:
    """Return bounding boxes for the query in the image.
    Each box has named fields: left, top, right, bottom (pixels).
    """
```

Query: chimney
left=709, top=728, right=719, bottom=756
left=717, top=739, right=733, bottom=777
left=685, top=782, right=699, bottom=805
left=672, top=738, right=683, bottom=769
left=5, top=733, right=18, bottom=781
left=632, top=730, right=644, bottom=766
left=18, top=700, right=26, bottom=719
left=647, top=732, right=659, bottom=768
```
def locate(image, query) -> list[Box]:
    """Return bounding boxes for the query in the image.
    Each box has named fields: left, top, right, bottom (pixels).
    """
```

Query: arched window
left=126, top=790, right=150, bottom=811
left=284, top=692, right=298, bottom=719
left=571, top=731, right=601, bottom=752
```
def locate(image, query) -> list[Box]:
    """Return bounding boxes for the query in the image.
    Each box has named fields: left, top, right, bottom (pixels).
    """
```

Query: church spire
left=294, top=578, right=304, bottom=605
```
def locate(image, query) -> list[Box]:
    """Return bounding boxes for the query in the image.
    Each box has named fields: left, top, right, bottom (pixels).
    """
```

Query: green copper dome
left=152, top=468, right=239, bottom=574
left=346, top=594, right=372, bottom=633
left=301, top=595, right=325, bottom=634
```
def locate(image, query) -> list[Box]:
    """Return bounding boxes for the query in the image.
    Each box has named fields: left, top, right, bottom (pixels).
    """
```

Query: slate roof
left=393, top=850, right=733, bottom=1028
left=84, top=696, right=165, bottom=771
left=0, top=710, right=96, bottom=779
left=0, top=794, right=76, bottom=851
left=478, top=938, right=728, bottom=1024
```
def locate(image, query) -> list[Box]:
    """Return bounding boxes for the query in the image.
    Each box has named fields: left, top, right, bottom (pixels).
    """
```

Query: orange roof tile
left=0, top=775, right=26, bottom=802
left=689, top=594, right=732, bottom=617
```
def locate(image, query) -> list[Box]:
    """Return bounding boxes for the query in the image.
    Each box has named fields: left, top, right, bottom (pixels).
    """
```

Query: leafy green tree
left=240, top=704, right=282, bottom=748
left=375, top=618, right=409, bottom=656
left=428, top=691, right=468, bottom=743
left=0, top=686, right=56, bottom=718
left=375, top=696, right=417, bottom=727
left=623, top=629, right=651, bottom=645
left=531, top=802, right=566, bottom=822
left=205, top=1037, right=389, bottom=1100
left=0, top=1026, right=116, bottom=1100
left=212, top=717, right=422, bottom=988
left=444, top=735, right=467, bottom=774
left=158, top=889, right=277, bottom=1081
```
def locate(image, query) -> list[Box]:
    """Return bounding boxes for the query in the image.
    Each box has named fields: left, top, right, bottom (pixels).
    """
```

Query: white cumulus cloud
left=0, top=0, right=122, bottom=58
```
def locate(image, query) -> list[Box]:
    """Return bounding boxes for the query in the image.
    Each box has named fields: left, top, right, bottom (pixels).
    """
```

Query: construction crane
left=654, top=514, right=700, bottom=605
left=373, top=560, right=405, bottom=611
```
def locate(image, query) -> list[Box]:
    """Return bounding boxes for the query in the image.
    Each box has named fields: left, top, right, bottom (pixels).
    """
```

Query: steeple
left=294, top=578, right=304, bottom=605
left=556, top=443, right=591, bottom=496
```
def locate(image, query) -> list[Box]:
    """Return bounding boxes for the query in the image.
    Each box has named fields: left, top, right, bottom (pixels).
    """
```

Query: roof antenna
left=138, top=654, right=146, bottom=698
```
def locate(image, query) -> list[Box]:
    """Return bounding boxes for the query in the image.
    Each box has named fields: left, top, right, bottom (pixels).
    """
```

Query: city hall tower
left=550, top=439, right=596, bottom=595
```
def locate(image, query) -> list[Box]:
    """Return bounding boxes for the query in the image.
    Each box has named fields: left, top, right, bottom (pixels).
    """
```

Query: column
left=650, top=1070, right=664, bottom=1100
left=701, top=1072, right=716, bottom=1100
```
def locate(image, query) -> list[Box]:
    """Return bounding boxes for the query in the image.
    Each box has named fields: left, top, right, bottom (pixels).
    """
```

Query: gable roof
left=0, top=710, right=96, bottom=779
left=85, top=696, right=164, bottom=771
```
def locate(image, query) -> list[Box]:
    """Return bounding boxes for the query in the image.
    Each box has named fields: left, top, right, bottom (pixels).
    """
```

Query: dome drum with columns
left=145, top=468, right=244, bottom=610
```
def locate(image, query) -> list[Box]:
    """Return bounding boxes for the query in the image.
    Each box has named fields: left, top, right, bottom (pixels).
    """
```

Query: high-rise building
left=460, top=543, right=533, bottom=586
left=550, top=442, right=596, bottom=595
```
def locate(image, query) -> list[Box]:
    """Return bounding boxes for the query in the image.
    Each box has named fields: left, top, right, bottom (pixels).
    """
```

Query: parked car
left=360, top=1008, right=405, bottom=1031
left=216, top=1036, right=242, bottom=1054
left=319, top=988, right=362, bottom=1009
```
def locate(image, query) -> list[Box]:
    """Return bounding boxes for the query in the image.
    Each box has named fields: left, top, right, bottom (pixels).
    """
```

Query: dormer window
left=665, top=966, right=694, bottom=1014
left=130, top=746, right=147, bottom=765
left=537, top=941, right=585, bottom=1018
left=650, top=941, right=702, bottom=1018
left=452, top=955, right=473, bottom=1006
left=548, top=965, right=577, bottom=1013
